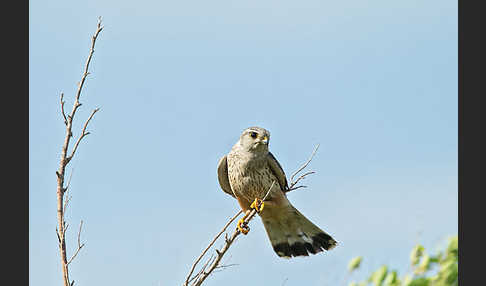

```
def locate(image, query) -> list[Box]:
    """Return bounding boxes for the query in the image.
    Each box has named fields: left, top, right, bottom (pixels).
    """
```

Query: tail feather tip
left=272, top=232, right=337, bottom=258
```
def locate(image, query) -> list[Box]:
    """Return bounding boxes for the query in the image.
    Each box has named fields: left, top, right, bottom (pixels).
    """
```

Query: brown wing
left=266, top=152, right=289, bottom=192
left=217, top=155, right=235, bottom=198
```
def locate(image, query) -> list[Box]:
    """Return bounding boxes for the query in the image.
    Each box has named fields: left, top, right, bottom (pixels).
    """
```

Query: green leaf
left=428, top=255, right=440, bottom=264
left=345, top=235, right=458, bottom=286
left=446, top=236, right=458, bottom=260
left=447, top=236, right=458, bottom=252
left=370, top=265, right=388, bottom=286
left=403, top=274, right=413, bottom=286
left=348, top=256, right=363, bottom=272
left=435, top=259, right=458, bottom=285
left=410, top=245, right=425, bottom=266
left=407, top=277, right=429, bottom=286
left=415, top=254, right=431, bottom=275
left=383, top=270, right=398, bottom=286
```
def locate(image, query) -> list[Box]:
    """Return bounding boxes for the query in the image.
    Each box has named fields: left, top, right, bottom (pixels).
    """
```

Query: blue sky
left=30, top=0, right=457, bottom=285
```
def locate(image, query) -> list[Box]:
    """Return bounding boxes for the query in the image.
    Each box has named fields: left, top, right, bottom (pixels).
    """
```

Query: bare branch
left=214, top=263, right=238, bottom=270
left=55, top=18, right=103, bottom=286
left=56, top=228, right=61, bottom=244
left=183, top=210, right=243, bottom=286
left=63, top=170, right=74, bottom=214
left=287, top=144, right=320, bottom=192
left=262, top=180, right=275, bottom=201
left=67, top=220, right=85, bottom=265
left=66, top=168, right=75, bottom=191
left=191, top=209, right=258, bottom=286
left=187, top=181, right=275, bottom=286
left=67, top=108, right=100, bottom=163
left=60, top=93, right=68, bottom=125
left=63, top=195, right=71, bottom=216
left=63, top=223, right=69, bottom=237
left=288, top=185, right=307, bottom=192
left=288, top=171, right=316, bottom=192
left=72, top=18, right=103, bottom=115
left=289, top=143, right=319, bottom=183
left=191, top=255, right=216, bottom=283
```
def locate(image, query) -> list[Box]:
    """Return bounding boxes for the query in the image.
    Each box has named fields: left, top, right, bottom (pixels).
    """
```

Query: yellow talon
left=236, top=199, right=265, bottom=235
left=237, top=218, right=249, bottom=235
left=250, top=198, right=265, bottom=212
left=259, top=201, right=265, bottom=212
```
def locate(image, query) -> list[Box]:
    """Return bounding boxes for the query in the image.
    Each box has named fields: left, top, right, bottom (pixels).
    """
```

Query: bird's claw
left=250, top=198, right=265, bottom=213
left=237, top=218, right=249, bottom=235
left=236, top=198, right=264, bottom=235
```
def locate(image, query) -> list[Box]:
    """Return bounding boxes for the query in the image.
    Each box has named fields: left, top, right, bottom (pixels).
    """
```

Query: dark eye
left=250, top=132, right=257, bottom=139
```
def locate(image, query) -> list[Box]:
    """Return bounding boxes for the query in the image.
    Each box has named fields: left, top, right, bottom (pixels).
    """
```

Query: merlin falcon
left=217, top=126, right=337, bottom=258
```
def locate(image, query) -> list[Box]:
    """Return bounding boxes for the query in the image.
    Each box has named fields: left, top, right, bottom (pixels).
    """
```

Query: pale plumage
left=217, top=126, right=337, bottom=258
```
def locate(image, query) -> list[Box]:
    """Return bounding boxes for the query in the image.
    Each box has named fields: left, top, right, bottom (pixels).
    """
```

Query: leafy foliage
left=347, top=235, right=458, bottom=286
left=348, top=256, right=363, bottom=272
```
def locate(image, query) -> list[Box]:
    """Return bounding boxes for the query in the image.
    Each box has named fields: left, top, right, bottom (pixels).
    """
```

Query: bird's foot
left=236, top=200, right=264, bottom=235
left=237, top=218, right=250, bottom=235
left=250, top=198, right=265, bottom=213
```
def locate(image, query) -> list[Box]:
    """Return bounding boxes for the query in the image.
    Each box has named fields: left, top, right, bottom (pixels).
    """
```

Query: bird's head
left=239, top=126, right=271, bottom=153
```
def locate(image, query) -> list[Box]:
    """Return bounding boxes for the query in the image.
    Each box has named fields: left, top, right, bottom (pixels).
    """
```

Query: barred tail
left=260, top=204, right=337, bottom=258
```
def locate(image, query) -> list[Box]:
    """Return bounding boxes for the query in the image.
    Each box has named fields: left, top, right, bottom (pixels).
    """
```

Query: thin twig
left=211, top=263, right=239, bottom=274
left=67, top=220, right=85, bottom=266
left=183, top=210, right=243, bottom=286
left=290, top=143, right=319, bottom=183
left=189, top=182, right=275, bottom=286
left=191, top=211, right=255, bottom=286
left=188, top=256, right=213, bottom=285
left=287, top=144, right=320, bottom=192
left=63, top=194, right=72, bottom=215
left=262, top=181, right=276, bottom=201
left=60, top=93, right=68, bottom=125
left=67, top=108, right=100, bottom=163
left=63, top=223, right=69, bottom=237
left=74, top=17, right=103, bottom=107
left=66, top=168, right=75, bottom=191
left=288, top=171, right=316, bottom=191
left=194, top=255, right=216, bottom=282
left=63, top=170, right=75, bottom=213
left=56, top=228, right=61, bottom=244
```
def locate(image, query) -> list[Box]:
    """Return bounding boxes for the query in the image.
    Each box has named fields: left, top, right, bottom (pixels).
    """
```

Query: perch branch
left=187, top=182, right=275, bottom=286
left=183, top=210, right=243, bottom=286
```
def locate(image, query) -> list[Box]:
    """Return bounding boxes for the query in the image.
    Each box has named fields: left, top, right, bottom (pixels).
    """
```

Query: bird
left=217, top=126, right=337, bottom=258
